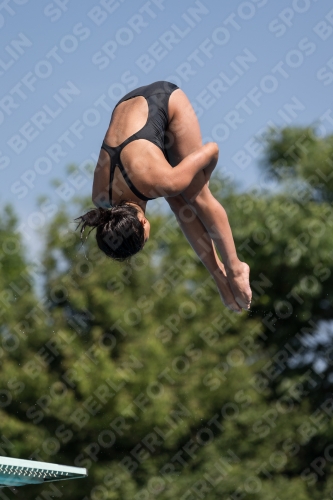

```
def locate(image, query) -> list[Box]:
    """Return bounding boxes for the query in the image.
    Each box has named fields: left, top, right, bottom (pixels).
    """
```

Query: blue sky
left=1, top=0, right=333, bottom=253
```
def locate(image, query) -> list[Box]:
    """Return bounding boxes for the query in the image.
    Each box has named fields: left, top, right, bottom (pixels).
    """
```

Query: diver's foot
left=226, top=262, right=252, bottom=310
left=213, top=265, right=242, bottom=313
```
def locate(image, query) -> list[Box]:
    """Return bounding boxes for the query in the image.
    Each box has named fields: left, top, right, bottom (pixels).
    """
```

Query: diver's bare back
left=93, top=96, right=171, bottom=207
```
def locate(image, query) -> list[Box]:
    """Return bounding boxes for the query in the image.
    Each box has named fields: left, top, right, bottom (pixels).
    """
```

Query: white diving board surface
left=0, top=456, right=87, bottom=488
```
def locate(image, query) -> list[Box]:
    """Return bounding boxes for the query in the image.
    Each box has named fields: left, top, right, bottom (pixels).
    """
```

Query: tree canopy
left=1, top=126, right=333, bottom=499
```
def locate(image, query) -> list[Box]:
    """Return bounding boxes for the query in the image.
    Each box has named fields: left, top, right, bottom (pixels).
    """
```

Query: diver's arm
left=155, top=142, right=218, bottom=197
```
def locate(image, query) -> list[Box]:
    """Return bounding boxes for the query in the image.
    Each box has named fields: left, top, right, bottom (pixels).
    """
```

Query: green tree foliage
left=263, top=126, right=333, bottom=201
left=1, top=128, right=333, bottom=499
left=0, top=207, right=65, bottom=497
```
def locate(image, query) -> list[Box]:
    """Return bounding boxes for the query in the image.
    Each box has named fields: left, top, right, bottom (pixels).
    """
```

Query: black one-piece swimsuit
left=101, top=81, right=179, bottom=204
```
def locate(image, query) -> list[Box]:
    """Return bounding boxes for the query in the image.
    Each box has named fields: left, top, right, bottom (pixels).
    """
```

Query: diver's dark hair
left=75, top=201, right=145, bottom=261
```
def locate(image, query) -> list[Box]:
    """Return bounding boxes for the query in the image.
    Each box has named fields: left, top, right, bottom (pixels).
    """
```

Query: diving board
left=0, top=456, right=87, bottom=488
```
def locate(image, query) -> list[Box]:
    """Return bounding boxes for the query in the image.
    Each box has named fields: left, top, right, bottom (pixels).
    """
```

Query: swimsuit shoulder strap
left=101, top=141, right=155, bottom=203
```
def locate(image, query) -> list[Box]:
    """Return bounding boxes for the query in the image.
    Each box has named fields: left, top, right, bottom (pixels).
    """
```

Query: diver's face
left=137, top=212, right=150, bottom=243
left=143, top=218, right=150, bottom=243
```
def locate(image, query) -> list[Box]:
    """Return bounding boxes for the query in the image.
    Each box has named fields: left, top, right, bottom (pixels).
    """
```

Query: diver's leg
left=166, top=195, right=241, bottom=312
left=179, top=183, right=251, bottom=310
left=167, top=89, right=251, bottom=309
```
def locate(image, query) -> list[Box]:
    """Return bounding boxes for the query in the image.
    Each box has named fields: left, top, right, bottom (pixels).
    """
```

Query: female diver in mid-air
left=76, top=81, right=252, bottom=312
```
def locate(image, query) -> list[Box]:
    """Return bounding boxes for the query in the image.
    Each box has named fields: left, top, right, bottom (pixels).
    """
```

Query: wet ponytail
left=75, top=202, right=145, bottom=261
